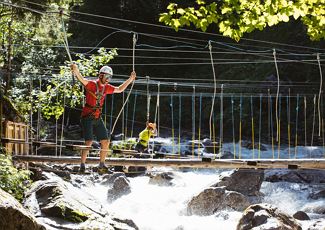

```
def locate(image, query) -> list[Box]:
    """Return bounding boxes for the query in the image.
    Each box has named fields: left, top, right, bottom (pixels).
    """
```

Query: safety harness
left=84, top=81, right=105, bottom=118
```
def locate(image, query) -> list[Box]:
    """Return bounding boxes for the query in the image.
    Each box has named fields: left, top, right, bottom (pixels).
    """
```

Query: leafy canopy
left=159, top=0, right=325, bottom=41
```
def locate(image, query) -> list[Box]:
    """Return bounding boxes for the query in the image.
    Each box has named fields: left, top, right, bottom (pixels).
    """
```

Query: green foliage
left=0, top=154, right=31, bottom=202
left=40, top=48, right=118, bottom=119
left=112, top=139, right=137, bottom=151
left=159, top=0, right=325, bottom=41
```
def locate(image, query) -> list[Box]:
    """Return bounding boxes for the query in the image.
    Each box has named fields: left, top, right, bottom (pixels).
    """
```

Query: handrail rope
left=239, top=95, right=242, bottom=159
left=258, top=94, right=262, bottom=159
left=294, top=94, right=299, bottom=158
left=311, top=95, right=316, bottom=148
left=277, top=94, right=281, bottom=159
left=192, top=85, right=196, bottom=158
left=316, top=53, right=323, bottom=136
left=130, top=91, right=137, bottom=138
left=18, top=0, right=325, bottom=53
left=273, top=49, right=280, bottom=142
left=287, top=89, right=291, bottom=158
left=304, top=96, right=307, bottom=146
left=270, top=95, right=274, bottom=159
left=231, top=95, right=236, bottom=159
left=208, top=41, right=217, bottom=140
left=219, top=84, right=224, bottom=158
left=110, top=33, right=137, bottom=136
left=251, top=95, right=255, bottom=158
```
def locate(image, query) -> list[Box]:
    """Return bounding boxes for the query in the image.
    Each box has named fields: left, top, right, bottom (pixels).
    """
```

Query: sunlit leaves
left=159, top=0, right=325, bottom=41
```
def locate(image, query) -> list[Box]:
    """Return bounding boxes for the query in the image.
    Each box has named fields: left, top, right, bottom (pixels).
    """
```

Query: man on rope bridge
left=70, top=64, right=136, bottom=173
left=135, top=122, right=157, bottom=154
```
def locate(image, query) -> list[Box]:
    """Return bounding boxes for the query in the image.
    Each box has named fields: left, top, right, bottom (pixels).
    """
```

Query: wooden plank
left=12, top=155, right=325, bottom=170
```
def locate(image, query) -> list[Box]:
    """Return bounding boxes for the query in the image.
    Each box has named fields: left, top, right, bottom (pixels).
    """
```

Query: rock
left=0, top=188, right=45, bottom=230
left=236, top=203, right=302, bottom=230
left=309, top=190, right=325, bottom=200
left=302, top=203, right=325, bottom=214
left=293, top=211, right=310, bottom=220
left=187, top=187, right=250, bottom=216
left=101, top=172, right=126, bottom=185
left=307, top=220, right=325, bottom=230
left=149, top=172, right=175, bottom=186
left=212, top=169, right=264, bottom=196
left=107, top=176, right=131, bottom=202
left=265, top=169, right=325, bottom=184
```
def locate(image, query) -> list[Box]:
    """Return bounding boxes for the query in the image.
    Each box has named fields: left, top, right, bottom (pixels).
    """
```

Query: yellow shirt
left=138, top=129, right=155, bottom=147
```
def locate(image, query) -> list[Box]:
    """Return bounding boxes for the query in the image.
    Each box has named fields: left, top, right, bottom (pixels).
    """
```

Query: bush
left=0, top=153, right=31, bottom=201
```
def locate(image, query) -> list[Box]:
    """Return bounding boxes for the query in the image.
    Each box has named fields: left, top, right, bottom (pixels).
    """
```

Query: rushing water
left=76, top=141, right=325, bottom=230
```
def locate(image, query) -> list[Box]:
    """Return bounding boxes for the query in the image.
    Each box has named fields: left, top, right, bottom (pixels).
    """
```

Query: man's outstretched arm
left=114, top=71, right=136, bottom=93
left=71, top=64, right=89, bottom=86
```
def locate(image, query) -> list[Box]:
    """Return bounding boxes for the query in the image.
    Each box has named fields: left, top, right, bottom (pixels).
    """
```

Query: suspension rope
left=317, top=53, right=323, bottom=136
left=239, top=95, right=242, bottom=159
left=154, top=83, right=160, bottom=137
left=208, top=41, right=217, bottom=140
left=311, top=95, right=316, bottom=147
left=122, top=92, right=125, bottom=139
left=110, top=32, right=137, bottom=136
left=250, top=95, right=255, bottom=158
left=59, top=80, right=67, bottom=156
left=109, top=94, right=114, bottom=135
left=231, top=95, right=236, bottom=159
left=125, top=94, right=129, bottom=138
left=273, top=49, right=280, bottom=142
left=268, top=89, right=271, bottom=143
left=258, top=94, right=262, bottom=159
left=294, top=94, right=299, bottom=158
left=130, top=91, right=137, bottom=138
left=287, top=90, right=291, bottom=158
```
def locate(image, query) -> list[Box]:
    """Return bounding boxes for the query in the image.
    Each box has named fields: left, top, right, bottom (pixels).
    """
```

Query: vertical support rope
left=125, top=96, right=129, bottom=139
left=239, top=95, right=242, bottom=159
left=146, top=76, right=150, bottom=123
left=109, top=94, right=114, bottom=135
left=192, top=85, right=196, bottom=157
left=213, top=105, right=216, bottom=159
left=250, top=95, right=255, bottom=158
left=268, top=89, right=271, bottom=143
left=317, top=53, right=323, bottom=136
left=36, top=75, right=42, bottom=155
left=311, top=95, right=316, bottom=147
left=258, top=94, right=262, bottom=159
left=29, top=74, right=33, bottom=153
left=287, top=89, right=291, bottom=158
left=231, top=95, right=236, bottom=159
left=59, top=80, right=67, bottom=156
left=208, top=41, right=217, bottom=140
left=154, top=83, right=160, bottom=137
left=122, top=92, right=125, bottom=139
left=270, top=95, right=274, bottom=159
left=294, top=94, right=299, bottom=158
left=110, top=33, right=137, bottom=136
left=178, top=94, right=181, bottom=156
left=273, top=49, right=280, bottom=142
left=304, top=96, right=307, bottom=146
left=277, top=94, right=281, bottom=159
left=199, top=93, right=202, bottom=157
left=219, top=84, right=223, bottom=157
left=170, top=93, right=174, bottom=154
left=130, top=91, right=137, bottom=138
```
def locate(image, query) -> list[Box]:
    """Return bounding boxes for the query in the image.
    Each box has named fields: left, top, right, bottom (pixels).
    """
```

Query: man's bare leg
left=81, top=140, right=93, bottom=163
left=99, top=139, right=110, bottom=163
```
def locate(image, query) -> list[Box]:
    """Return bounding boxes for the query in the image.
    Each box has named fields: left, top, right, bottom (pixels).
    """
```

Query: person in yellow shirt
left=135, top=122, right=157, bottom=153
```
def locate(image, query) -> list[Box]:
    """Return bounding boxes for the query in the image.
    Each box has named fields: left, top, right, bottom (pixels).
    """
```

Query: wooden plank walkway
left=12, top=155, right=325, bottom=170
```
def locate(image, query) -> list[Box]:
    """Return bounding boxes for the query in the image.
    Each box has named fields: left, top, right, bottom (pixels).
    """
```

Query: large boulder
left=212, top=169, right=264, bottom=196
left=187, top=187, right=250, bottom=215
left=149, top=172, right=175, bottom=186
left=24, top=173, right=137, bottom=229
left=107, top=175, right=131, bottom=202
left=265, top=169, right=325, bottom=184
left=0, top=188, right=45, bottom=230
left=236, top=203, right=302, bottom=230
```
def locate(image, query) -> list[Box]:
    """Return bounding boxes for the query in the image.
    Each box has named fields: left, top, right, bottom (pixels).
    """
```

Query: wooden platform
left=12, top=155, right=325, bottom=170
